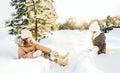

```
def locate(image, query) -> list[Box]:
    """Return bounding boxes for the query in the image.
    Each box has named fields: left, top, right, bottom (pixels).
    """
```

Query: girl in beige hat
left=15, top=29, right=69, bottom=66
left=16, top=29, right=51, bottom=58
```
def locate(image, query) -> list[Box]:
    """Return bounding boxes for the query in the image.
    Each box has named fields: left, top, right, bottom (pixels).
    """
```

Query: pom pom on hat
left=21, top=29, right=32, bottom=39
left=89, top=21, right=100, bottom=32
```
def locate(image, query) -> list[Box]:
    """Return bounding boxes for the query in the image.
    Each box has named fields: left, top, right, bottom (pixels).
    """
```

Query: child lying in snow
left=15, top=29, right=69, bottom=67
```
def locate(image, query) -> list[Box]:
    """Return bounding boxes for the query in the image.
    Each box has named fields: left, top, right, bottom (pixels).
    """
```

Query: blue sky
left=0, top=0, right=120, bottom=26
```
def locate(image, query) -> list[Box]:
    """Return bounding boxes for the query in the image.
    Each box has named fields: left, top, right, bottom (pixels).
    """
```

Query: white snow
left=0, top=28, right=120, bottom=73
left=0, top=0, right=120, bottom=73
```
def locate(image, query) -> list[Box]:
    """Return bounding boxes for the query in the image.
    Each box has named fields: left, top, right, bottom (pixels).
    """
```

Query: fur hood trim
left=89, top=21, right=100, bottom=32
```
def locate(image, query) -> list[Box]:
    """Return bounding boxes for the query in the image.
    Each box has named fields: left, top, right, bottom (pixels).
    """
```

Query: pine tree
left=5, top=0, right=58, bottom=41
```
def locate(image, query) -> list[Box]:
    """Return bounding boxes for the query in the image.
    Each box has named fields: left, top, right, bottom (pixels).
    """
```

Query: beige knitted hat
left=89, top=21, right=100, bottom=32
left=21, top=29, right=32, bottom=39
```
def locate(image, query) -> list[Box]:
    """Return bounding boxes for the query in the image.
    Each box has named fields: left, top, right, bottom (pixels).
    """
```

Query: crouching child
left=89, top=21, right=106, bottom=55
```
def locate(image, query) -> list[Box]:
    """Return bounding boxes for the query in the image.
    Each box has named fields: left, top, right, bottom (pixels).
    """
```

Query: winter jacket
left=18, top=42, right=51, bottom=59
left=92, top=33, right=106, bottom=54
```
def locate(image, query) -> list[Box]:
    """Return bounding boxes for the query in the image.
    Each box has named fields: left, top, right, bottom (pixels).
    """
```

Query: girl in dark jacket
left=89, top=21, right=106, bottom=55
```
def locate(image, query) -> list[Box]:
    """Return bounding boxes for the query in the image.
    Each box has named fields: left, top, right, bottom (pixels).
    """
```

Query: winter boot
left=44, top=51, right=69, bottom=67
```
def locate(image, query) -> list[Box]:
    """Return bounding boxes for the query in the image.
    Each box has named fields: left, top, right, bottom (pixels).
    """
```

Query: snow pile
left=0, top=57, right=50, bottom=73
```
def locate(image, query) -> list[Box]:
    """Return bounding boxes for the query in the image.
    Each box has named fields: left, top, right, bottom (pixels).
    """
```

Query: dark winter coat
left=92, top=33, right=106, bottom=54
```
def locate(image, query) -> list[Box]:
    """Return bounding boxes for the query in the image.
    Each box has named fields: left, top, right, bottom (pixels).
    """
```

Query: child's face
left=91, top=30, right=96, bottom=34
left=93, top=31, right=96, bottom=34
left=23, top=37, right=32, bottom=44
left=26, top=37, right=32, bottom=42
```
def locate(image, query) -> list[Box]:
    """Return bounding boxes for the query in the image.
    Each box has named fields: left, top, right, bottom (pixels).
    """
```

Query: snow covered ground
left=0, top=28, right=120, bottom=73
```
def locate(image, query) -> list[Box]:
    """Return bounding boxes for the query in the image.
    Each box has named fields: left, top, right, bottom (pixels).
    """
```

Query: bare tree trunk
left=32, top=0, right=38, bottom=40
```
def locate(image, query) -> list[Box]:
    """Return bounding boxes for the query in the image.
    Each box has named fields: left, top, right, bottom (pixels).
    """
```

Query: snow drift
left=0, top=28, right=120, bottom=73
